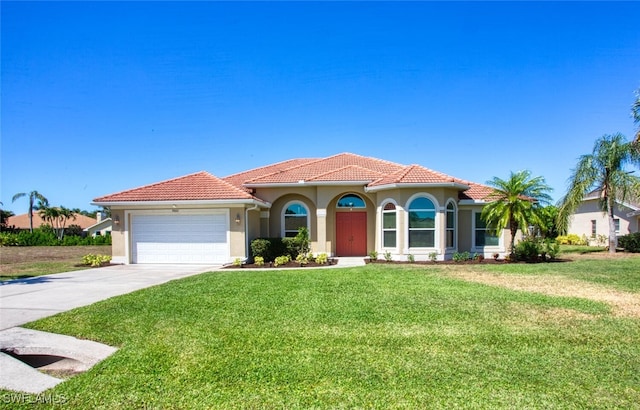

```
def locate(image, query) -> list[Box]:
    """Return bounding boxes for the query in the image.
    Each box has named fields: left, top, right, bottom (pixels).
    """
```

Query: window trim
left=445, top=200, right=457, bottom=249
left=281, top=200, right=310, bottom=237
left=406, top=193, right=439, bottom=249
left=381, top=200, right=398, bottom=249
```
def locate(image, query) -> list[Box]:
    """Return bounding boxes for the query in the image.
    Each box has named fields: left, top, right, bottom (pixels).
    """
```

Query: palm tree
left=39, top=205, right=76, bottom=240
left=481, top=170, right=553, bottom=257
left=557, top=133, right=640, bottom=254
left=12, top=191, right=49, bottom=233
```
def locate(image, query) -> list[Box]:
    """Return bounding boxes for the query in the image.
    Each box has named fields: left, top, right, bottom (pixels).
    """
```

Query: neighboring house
left=4, top=213, right=97, bottom=231
left=567, top=190, right=640, bottom=244
left=84, top=212, right=113, bottom=237
left=93, top=153, right=510, bottom=265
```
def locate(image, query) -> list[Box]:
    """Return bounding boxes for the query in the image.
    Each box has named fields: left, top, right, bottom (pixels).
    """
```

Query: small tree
left=481, top=170, right=553, bottom=257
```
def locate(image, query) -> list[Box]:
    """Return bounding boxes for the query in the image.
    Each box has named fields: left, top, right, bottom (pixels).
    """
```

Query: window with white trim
left=382, top=202, right=397, bottom=248
left=614, top=218, right=620, bottom=234
left=591, top=220, right=597, bottom=237
left=446, top=201, right=456, bottom=248
left=408, top=197, right=435, bottom=248
left=475, top=212, right=499, bottom=247
left=283, top=202, right=309, bottom=237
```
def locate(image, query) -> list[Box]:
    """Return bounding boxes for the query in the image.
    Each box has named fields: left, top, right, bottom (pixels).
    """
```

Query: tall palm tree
left=481, top=170, right=553, bottom=257
left=557, top=133, right=640, bottom=254
left=11, top=191, right=49, bottom=233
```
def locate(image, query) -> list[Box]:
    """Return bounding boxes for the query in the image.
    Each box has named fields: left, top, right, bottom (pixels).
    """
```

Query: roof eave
left=92, top=198, right=271, bottom=208
left=458, top=199, right=488, bottom=205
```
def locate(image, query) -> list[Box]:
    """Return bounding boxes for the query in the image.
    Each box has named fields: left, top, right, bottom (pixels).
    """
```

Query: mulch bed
left=224, top=257, right=573, bottom=269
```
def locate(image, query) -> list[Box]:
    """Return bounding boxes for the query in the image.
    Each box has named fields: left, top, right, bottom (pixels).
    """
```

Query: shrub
left=453, top=251, right=471, bottom=262
left=618, top=232, right=640, bottom=253
left=0, top=228, right=111, bottom=246
left=232, top=258, right=243, bottom=267
left=251, top=239, right=271, bottom=259
left=254, top=256, right=265, bottom=266
left=82, top=254, right=111, bottom=267
left=408, top=254, right=415, bottom=263
left=384, top=251, right=392, bottom=262
left=315, top=253, right=328, bottom=264
left=542, top=238, right=560, bottom=260
left=428, top=252, right=437, bottom=262
left=514, top=238, right=541, bottom=262
left=368, top=250, right=378, bottom=261
left=251, top=238, right=289, bottom=262
left=514, top=237, right=560, bottom=262
left=274, top=255, right=291, bottom=267
left=556, top=234, right=588, bottom=246
left=295, top=252, right=311, bottom=265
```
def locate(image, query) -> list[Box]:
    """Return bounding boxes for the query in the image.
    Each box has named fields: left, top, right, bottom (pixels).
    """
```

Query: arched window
left=382, top=202, right=397, bottom=248
left=337, top=194, right=366, bottom=209
left=446, top=201, right=456, bottom=248
left=283, top=202, right=309, bottom=237
left=408, top=196, right=435, bottom=248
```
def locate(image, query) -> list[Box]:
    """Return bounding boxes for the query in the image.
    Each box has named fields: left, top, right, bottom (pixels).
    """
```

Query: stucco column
left=316, top=208, right=327, bottom=254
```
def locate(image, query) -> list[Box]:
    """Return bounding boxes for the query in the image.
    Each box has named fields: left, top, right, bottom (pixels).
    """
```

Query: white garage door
left=132, top=213, right=229, bottom=264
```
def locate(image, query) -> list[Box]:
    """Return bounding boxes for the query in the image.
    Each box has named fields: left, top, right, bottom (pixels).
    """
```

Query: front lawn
left=4, top=261, right=640, bottom=409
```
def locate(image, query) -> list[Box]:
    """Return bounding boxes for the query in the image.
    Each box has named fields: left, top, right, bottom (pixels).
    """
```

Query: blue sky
left=2, top=1, right=639, bottom=214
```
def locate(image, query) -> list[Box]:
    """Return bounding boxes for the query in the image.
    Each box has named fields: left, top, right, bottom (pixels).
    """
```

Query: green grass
left=0, top=261, right=88, bottom=281
left=3, top=263, right=639, bottom=409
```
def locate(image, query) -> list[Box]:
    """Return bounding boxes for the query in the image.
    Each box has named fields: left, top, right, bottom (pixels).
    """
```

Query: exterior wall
left=567, top=199, right=638, bottom=241
left=228, top=206, right=246, bottom=261
left=110, top=209, right=126, bottom=264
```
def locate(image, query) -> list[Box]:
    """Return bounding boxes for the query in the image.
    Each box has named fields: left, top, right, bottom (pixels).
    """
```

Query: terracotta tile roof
left=92, top=154, right=495, bottom=204
left=368, top=164, right=464, bottom=187
left=458, top=181, right=495, bottom=201
left=242, top=153, right=405, bottom=185
left=93, top=171, right=256, bottom=203
left=227, top=152, right=493, bottom=201
left=5, top=213, right=97, bottom=230
left=222, top=158, right=318, bottom=189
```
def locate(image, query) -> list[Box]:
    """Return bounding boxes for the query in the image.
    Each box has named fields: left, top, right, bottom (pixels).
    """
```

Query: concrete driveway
left=0, top=264, right=220, bottom=330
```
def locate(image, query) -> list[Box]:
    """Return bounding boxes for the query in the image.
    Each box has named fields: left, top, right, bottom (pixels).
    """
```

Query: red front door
left=336, top=212, right=367, bottom=256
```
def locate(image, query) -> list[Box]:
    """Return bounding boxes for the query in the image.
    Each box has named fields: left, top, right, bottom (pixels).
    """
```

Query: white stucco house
left=567, top=189, right=640, bottom=244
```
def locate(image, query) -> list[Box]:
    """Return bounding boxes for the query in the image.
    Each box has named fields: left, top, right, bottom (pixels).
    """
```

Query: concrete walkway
left=0, top=264, right=220, bottom=330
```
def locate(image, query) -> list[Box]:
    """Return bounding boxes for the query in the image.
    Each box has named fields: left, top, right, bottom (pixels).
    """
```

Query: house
left=4, top=213, right=97, bottom=231
left=93, top=153, right=509, bottom=265
left=83, top=212, right=113, bottom=237
left=567, top=190, right=640, bottom=244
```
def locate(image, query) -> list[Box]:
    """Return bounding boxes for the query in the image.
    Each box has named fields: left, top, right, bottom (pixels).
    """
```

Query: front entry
left=336, top=212, right=367, bottom=256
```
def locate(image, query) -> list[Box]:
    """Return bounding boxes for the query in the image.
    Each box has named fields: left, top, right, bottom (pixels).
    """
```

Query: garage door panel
left=132, top=213, right=229, bottom=264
